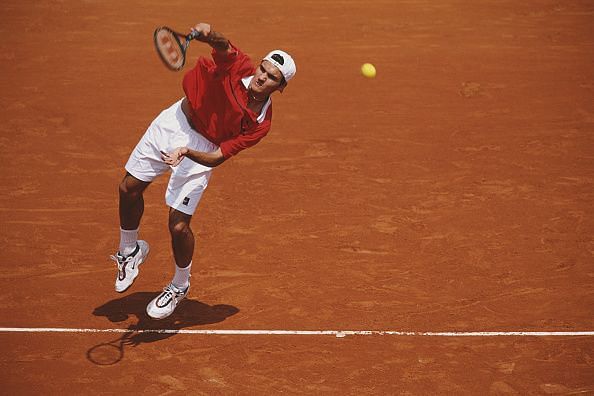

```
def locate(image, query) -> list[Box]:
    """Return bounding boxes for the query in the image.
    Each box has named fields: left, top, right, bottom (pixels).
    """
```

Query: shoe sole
left=115, top=243, right=150, bottom=293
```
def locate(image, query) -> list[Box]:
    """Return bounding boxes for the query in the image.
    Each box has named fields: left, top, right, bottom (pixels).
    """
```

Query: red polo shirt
left=182, top=44, right=272, bottom=159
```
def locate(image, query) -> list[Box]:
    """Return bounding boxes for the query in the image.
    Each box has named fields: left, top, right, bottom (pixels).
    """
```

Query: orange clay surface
left=1, top=0, right=594, bottom=394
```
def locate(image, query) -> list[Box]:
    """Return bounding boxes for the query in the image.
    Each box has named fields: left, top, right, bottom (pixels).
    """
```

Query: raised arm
left=190, top=23, right=232, bottom=54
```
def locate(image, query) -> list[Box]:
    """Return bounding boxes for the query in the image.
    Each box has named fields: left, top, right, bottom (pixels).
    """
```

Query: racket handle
left=187, top=30, right=202, bottom=41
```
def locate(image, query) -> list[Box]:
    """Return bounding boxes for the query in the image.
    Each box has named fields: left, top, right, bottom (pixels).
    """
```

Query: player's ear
left=277, top=81, right=287, bottom=93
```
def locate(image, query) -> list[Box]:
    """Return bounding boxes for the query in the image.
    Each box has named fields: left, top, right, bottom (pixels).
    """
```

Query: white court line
left=1, top=328, right=593, bottom=337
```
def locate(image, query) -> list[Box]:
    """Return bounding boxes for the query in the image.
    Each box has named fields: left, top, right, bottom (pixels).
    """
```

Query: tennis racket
left=153, top=26, right=202, bottom=71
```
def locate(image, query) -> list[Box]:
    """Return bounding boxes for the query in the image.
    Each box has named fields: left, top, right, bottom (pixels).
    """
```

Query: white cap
left=263, top=50, right=296, bottom=82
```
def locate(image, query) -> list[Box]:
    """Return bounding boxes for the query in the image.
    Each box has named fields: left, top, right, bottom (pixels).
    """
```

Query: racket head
left=154, top=26, right=188, bottom=71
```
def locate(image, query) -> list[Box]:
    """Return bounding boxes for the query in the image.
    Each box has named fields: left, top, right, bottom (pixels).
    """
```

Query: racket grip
left=188, top=30, right=202, bottom=41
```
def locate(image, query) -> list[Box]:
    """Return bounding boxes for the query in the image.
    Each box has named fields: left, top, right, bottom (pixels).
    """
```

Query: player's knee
left=169, top=218, right=191, bottom=237
left=118, top=177, right=143, bottom=200
left=118, top=181, right=134, bottom=199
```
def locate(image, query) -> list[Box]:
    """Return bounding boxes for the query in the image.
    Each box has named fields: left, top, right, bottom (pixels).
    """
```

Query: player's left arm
left=161, top=147, right=226, bottom=168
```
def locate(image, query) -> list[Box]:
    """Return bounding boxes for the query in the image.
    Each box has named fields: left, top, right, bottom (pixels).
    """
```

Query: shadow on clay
left=86, top=292, right=239, bottom=365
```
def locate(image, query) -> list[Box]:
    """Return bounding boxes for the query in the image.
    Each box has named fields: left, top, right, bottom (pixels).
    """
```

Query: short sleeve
left=219, top=115, right=272, bottom=158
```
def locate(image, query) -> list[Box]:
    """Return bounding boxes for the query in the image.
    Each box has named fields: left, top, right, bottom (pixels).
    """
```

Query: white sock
left=172, top=261, right=192, bottom=289
left=119, top=227, right=139, bottom=256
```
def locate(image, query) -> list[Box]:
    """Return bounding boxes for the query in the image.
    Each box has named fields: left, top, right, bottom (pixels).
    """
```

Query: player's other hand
left=191, top=23, right=211, bottom=42
left=160, top=147, right=188, bottom=167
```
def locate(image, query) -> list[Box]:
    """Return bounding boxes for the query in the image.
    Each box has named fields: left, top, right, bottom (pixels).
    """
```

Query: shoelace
left=110, top=253, right=133, bottom=274
left=163, top=284, right=185, bottom=297
left=110, top=244, right=140, bottom=274
left=158, top=284, right=186, bottom=306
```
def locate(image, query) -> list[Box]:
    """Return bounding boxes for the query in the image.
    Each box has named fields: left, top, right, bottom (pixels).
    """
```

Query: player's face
left=250, top=60, right=284, bottom=96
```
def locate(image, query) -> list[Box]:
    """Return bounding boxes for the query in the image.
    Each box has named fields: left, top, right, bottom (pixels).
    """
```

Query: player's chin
left=257, top=86, right=276, bottom=96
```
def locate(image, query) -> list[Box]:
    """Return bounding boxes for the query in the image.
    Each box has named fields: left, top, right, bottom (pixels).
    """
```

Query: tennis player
left=110, top=22, right=296, bottom=319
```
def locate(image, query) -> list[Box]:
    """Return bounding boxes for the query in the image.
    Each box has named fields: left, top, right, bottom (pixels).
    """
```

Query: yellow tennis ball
left=361, top=63, right=376, bottom=78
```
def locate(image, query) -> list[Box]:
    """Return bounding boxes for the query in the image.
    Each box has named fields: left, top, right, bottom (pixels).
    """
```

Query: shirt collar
left=242, top=76, right=271, bottom=124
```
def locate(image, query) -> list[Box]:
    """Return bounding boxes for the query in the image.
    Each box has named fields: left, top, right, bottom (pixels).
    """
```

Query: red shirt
left=182, top=44, right=272, bottom=159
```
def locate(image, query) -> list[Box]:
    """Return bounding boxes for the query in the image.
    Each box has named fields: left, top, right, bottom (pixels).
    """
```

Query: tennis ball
left=361, top=63, right=376, bottom=78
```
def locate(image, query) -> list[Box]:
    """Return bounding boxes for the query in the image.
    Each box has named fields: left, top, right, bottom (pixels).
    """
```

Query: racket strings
left=155, top=29, right=185, bottom=70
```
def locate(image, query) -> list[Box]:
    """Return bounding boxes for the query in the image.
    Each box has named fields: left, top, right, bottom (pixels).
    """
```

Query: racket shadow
left=87, top=292, right=239, bottom=365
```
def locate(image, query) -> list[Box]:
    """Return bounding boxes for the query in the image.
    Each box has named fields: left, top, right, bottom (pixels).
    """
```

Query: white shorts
left=125, top=99, right=219, bottom=216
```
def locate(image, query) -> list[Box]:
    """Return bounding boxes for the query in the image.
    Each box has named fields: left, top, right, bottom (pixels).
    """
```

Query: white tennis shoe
left=146, top=282, right=189, bottom=319
left=111, top=240, right=150, bottom=293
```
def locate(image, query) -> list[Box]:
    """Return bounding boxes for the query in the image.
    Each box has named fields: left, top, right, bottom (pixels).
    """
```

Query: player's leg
left=169, top=207, right=194, bottom=283
left=145, top=209, right=194, bottom=320
left=119, top=172, right=150, bottom=232
left=146, top=172, right=211, bottom=319
left=117, top=173, right=150, bottom=257
left=112, top=173, right=153, bottom=293
left=146, top=98, right=217, bottom=319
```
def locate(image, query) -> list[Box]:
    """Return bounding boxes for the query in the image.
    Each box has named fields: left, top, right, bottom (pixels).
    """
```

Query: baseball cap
left=263, top=50, right=296, bottom=82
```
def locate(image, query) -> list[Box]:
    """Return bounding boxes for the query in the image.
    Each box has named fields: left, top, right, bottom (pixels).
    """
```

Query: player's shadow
left=87, top=292, right=239, bottom=365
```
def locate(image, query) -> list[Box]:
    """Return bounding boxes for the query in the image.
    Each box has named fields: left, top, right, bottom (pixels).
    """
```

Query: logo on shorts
left=183, top=197, right=190, bottom=206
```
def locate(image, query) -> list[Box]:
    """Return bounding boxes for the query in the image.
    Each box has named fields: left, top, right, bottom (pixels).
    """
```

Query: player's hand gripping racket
left=153, top=26, right=201, bottom=71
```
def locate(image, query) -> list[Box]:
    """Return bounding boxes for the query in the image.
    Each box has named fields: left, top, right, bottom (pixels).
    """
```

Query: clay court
left=1, top=0, right=594, bottom=393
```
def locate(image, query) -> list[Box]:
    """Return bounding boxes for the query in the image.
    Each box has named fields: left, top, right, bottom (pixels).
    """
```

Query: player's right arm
left=190, top=23, right=232, bottom=54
